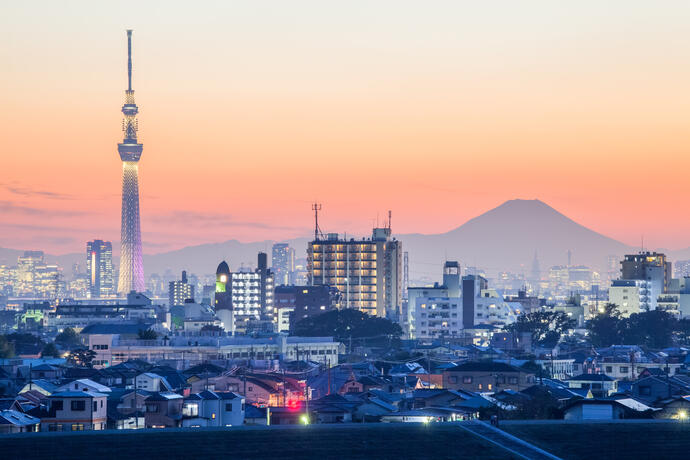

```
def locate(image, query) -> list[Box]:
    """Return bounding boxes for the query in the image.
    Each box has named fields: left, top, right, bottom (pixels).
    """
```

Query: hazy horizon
left=3, top=1, right=690, bottom=255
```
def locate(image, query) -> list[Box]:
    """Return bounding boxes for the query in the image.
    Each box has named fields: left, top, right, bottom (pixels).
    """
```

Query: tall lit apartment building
left=620, top=252, right=672, bottom=294
left=86, top=240, right=114, bottom=298
left=214, top=253, right=275, bottom=333
left=169, top=270, right=195, bottom=306
left=272, top=243, right=295, bottom=286
left=308, top=227, right=402, bottom=318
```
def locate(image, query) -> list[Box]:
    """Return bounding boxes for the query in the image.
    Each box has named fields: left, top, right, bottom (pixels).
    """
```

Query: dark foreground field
left=3, top=423, right=515, bottom=460
left=502, top=421, right=690, bottom=460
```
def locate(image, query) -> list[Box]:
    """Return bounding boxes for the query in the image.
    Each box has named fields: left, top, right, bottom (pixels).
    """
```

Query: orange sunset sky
left=2, top=1, right=689, bottom=255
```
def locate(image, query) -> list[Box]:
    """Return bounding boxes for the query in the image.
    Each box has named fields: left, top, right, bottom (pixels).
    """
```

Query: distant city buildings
left=308, top=226, right=402, bottom=318
left=675, top=259, right=690, bottom=278
left=272, top=243, right=295, bottom=286
left=8, top=251, right=62, bottom=298
left=86, top=240, right=114, bottom=299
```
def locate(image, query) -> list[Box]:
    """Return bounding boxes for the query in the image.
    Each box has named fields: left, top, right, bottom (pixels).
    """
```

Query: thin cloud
left=148, top=211, right=308, bottom=232
left=0, top=201, right=91, bottom=217
left=1, top=183, right=76, bottom=200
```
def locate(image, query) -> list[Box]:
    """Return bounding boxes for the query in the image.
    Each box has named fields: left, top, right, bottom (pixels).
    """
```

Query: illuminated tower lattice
left=117, top=30, right=145, bottom=294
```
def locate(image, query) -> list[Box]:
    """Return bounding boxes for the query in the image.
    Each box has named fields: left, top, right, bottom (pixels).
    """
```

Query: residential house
left=0, top=410, right=40, bottom=433
left=632, top=376, right=690, bottom=405
left=36, top=391, right=108, bottom=431
left=133, top=373, right=172, bottom=392
left=144, top=392, right=184, bottom=428
left=563, top=399, right=629, bottom=421
left=653, top=396, right=690, bottom=420
left=181, top=390, right=245, bottom=427
left=567, top=374, right=617, bottom=397
left=443, top=362, right=535, bottom=392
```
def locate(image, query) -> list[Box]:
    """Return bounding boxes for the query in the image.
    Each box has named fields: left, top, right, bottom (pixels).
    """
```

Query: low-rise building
left=144, top=392, right=184, bottom=428
left=181, top=390, right=245, bottom=427
left=442, top=362, right=535, bottom=393
left=38, top=391, right=108, bottom=431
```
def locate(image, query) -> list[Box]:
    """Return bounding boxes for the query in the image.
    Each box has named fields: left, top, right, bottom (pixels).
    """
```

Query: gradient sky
left=2, top=1, right=689, bottom=255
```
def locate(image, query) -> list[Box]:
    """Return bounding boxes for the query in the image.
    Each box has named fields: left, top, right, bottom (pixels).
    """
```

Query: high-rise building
left=86, top=240, right=114, bottom=298
left=117, top=30, right=145, bottom=294
left=620, top=252, right=672, bottom=295
left=272, top=243, right=295, bottom=286
left=169, top=270, right=195, bottom=307
left=308, top=226, right=402, bottom=318
left=214, top=254, right=275, bottom=333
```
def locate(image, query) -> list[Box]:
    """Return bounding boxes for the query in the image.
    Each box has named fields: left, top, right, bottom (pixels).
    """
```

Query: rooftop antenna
left=641, top=235, right=645, bottom=253
left=312, top=202, right=322, bottom=241
left=388, top=210, right=392, bottom=230
left=126, top=29, right=133, bottom=91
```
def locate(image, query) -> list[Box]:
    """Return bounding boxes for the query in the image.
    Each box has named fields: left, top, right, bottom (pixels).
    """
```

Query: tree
left=200, top=325, right=224, bottom=333
left=292, top=309, right=402, bottom=340
left=67, top=348, right=96, bottom=368
left=587, top=303, right=623, bottom=347
left=41, top=342, right=60, bottom=358
left=0, top=335, right=15, bottom=359
left=620, top=310, right=677, bottom=349
left=55, top=327, right=81, bottom=348
left=504, top=311, right=576, bottom=348
left=137, top=328, right=158, bottom=340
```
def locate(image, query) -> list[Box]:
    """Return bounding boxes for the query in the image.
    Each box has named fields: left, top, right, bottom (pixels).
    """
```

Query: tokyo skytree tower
left=117, top=30, right=145, bottom=294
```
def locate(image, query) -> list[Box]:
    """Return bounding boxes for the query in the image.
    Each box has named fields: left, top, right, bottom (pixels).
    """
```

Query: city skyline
left=3, top=1, right=690, bottom=255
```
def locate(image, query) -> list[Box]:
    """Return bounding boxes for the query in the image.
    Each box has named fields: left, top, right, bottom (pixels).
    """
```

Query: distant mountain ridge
left=3, top=199, right=688, bottom=282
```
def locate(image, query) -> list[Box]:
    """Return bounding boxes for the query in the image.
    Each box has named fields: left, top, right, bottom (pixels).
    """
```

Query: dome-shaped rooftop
left=216, top=260, right=230, bottom=275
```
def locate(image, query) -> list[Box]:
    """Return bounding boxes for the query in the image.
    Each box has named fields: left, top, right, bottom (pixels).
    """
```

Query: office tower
left=620, top=252, right=672, bottom=294
left=308, top=226, right=402, bottom=318
left=117, top=30, right=145, bottom=294
left=169, top=270, right=195, bottom=306
left=272, top=243, right=295, bottom=286
left=86, top=240, right=114, bottom=298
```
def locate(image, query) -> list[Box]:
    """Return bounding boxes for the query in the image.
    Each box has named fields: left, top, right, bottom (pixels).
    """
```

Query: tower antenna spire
left=127, top=29, right=133, bottom=91
left=312, top=202, right=322, bottom=241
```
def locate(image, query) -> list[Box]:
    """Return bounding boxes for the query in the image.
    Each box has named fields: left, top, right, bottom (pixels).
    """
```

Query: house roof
left=80, top=323, right=153, bottom=335
left=145, top=392, right=183, bottom=401
left=445, top=361, right=526, bottom=373
left=0, top=410, right=40, bottom=426
left=60, top=378, right=112, bottom=393
left=50, top=390, right=107, bottom=398
left=23, top=379, right=57, bottom=393
left=32, top=364, right=58, bottom=372
left=244, top=405, right=266, bottom=418
left=569, top=373, right=614, bottom=382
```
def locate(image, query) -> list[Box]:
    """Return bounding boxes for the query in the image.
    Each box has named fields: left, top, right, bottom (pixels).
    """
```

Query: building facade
left=272, top=243, right=295, bottom=286
left=308, top=227, right=401, bottom=318
left=169, top=270, right=195, bottom=307
left=86, top=240, right=114, bottom=299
